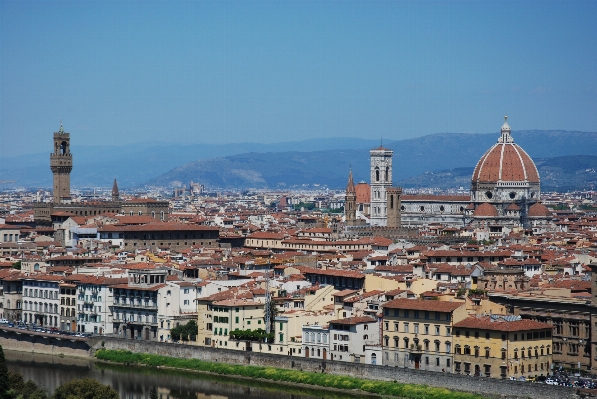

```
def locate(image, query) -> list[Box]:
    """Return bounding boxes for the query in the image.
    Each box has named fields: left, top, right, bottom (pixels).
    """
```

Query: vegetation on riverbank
left=95, top=349, right=489, bottom=399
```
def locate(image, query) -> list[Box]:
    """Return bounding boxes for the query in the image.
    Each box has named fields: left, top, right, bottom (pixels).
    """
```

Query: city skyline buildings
left=1, top=1, right=597, bottom=159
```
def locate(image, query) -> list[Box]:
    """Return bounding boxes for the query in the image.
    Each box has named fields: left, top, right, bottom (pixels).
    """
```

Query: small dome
left=528, top=203, right=552, bottom=218
left=473, top=203, right=499, bottom=217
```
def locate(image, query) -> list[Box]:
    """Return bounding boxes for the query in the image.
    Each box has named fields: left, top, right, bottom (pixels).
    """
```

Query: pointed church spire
left=112, top=178, right=120, bottom=201
left=346, top=167, right=355, bottom=193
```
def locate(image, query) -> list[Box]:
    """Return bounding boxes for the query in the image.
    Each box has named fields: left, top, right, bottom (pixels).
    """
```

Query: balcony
left=112, top=301, right=157, bottom=310
left=409, top=344, right=423, bottom=354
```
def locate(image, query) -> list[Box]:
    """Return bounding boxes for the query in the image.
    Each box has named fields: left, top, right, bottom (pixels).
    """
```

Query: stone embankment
left=92, top=337, right=582, bottom=399
left=0, top=328, right=588, bottom=399
left=0, top=325, right=90, bottom=358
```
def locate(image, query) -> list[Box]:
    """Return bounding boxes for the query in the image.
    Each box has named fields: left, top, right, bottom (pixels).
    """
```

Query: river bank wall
left=92, top=337, right=581, bottom=399
left=0, top=327, right=90, bottom=358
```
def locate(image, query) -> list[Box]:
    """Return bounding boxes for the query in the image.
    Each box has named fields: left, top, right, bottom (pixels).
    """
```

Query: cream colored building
left=382, top=298, right=468, bottom=372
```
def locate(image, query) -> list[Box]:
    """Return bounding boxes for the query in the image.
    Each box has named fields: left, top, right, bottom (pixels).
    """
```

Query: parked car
left=0, top=318, right=9, bottom=324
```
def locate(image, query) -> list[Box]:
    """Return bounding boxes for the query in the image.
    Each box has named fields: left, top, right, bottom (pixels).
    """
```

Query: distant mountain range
left=398, top=155, right=597, bottom=192
left=3, top=130, right=597, bottom=191
left=147, top=130, right=597, bottom=191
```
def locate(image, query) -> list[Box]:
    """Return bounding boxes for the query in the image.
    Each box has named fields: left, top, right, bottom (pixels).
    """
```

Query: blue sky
left=1, top=1, right=596, bottom=158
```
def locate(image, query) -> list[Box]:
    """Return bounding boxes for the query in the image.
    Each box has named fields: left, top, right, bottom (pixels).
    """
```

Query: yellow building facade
left=453, top=315, right=552, bottom=379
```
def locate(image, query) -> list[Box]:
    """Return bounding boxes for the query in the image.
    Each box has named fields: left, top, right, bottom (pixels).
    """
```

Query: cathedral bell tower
left=50, top=124, right=72, bottom=203
left=369, top=146, right=393, bottom=226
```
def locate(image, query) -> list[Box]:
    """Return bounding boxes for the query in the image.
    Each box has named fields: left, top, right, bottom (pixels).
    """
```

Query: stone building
left=50, top=124, right=73, bottom=203
left=122, top=223, right=219, bottom=251
left=488, top=289, right=597, bottom=373
left=328, top=316, right=379, bottom=363
left=381, top=298, right=468, bottom=372
left=453, top=314, right=553, bottom=379
left=110, top=269, right=167, bottom=341
left=386, top=187, right=402, bottom=228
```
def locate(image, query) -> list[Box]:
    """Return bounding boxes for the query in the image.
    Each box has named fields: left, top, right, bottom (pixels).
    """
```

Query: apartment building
left=21, top=275, right=61, bottom=327
left=329, top=316, right=379, bottom=363
left=110, top=269, right=166, bottom=340
left=453, top=314, right=553, bottom=379
left=381, top=298, right=467, bottom=372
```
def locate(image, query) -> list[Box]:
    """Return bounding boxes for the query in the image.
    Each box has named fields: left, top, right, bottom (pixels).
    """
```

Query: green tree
left=0, top=345, right=10, bottom=399
left=170, top=320, right=198, bottom=342
left=8, top=370, right=26, bottom=392
left=12, top=261, right=21, bottom=270
left=52, top=378, right=118, bottom=399
left=5, top=369, right=48, bottom=399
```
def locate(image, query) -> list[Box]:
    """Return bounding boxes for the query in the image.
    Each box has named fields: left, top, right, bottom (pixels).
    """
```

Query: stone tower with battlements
left=50, top=124, right=72, bottom=203
left=369, top=146, right=393, bottom=226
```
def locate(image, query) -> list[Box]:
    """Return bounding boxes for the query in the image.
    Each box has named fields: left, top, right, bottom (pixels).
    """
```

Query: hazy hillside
left=147, top=130, right=597, bottom=190
left=398, top=155, right=597, bottom=192
left=0, top=137, right=384, bottom=188
left=3, top=130, right=597, bottom=190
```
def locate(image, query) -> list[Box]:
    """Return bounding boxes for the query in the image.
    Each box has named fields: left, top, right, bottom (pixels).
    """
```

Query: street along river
left=5, top=350, right=372, bottom=399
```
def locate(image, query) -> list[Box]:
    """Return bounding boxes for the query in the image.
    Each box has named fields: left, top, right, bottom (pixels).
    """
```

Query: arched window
left=385, top=167, right=389, bottom=181
left=390, top=195, right=394, bottom=208
left=375, top=168, right=380, bottom=182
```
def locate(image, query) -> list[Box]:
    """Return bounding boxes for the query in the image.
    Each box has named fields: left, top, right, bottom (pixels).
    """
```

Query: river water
left=5, top=350, right=369, bottom=399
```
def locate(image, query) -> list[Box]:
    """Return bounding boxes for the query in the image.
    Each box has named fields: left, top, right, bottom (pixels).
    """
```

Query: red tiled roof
left=472, top=139, right=539, bottom=184
left=453, top=315, right=551, bottom=332
left=330, top=316, right=376, bottom=325
left=529, top=203, right=552, bottom=218
left=383, top=298, right=465, bottom=312
left=473, top=203, right=499, bottom=217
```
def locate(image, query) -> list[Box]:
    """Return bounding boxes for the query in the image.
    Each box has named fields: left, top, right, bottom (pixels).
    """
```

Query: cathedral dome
left=472, top=117, right=539, bottom=184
